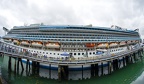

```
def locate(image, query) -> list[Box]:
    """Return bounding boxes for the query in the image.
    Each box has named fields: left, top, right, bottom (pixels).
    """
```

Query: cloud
left=0, top=0, right=144, bottom=39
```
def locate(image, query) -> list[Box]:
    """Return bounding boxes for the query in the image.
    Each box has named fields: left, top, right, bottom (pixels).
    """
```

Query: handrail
left=0, top=40, right=143, bottom=65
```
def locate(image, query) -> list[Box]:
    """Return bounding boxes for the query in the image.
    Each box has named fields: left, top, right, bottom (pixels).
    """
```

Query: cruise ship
left=2, top=24, right=141, bottom=80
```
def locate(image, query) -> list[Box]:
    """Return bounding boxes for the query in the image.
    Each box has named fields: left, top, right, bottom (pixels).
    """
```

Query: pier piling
left=8, top=56, right=12, bottom=72
left=101, top=62, right=103, bottom=76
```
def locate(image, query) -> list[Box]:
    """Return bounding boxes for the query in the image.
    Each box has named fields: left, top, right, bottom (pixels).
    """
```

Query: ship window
left=34, top=51, right=35, bottom=52
left=54, top=53, right=55, bottom=55
left=57, top=53, right=59, bottom=55
left=46, top=52, right=48, bottom=54
left=43, top=52, right=45, bottom=54
left=50, top=53, right=52, bottom=54
left=82, top=53, right=84, bottom=55
left=93, top=52, right=95, bottom=54
left=78, top=53, right=80, bottom=55
left=40, top=52, right=41, bottom=53
left=89, top=52, right=92, bottom=55
left=74, top=53, right=76, bottom=55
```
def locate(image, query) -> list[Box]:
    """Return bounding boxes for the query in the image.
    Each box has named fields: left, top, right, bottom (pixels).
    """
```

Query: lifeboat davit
left=97, top=43, right=108, bottom=48
left=120, top=41, right=126, bottom=46
left=109, top=43, right=118, bottom=47
left=31, top=41, right=43, bottom=47
left=86, top=43, right=95, bottom=47
left=46, top=42, right=60, bottom=48
left=21, top=41, right=29, bottom=45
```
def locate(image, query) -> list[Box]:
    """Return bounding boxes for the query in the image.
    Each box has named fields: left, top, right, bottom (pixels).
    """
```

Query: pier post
left=32, top=61, right=36, bottom=75
left=58, top=65, right=61, bottom=81
left=133, top=53, right=136, bottom=61
left=91, top=64, right=94, bottom=77
left=17, top=58, right=20, bottom=74
left=140, top=50, right=143, bottom=61
left=130, top=54, right=133, bottom=63
left=123, top=57, right=125, bottom=67
left=109, top=61, right=112, bottom=74
left=14, top=57, right=17, bottom=73
left=20, top=58, right=24, bottom=70
left=118, top=58, right=121, bottom=69
left=26, top=59, right=29, bottom=72
left=8, top=56, right=12, bottom=72
left=94, top=63, right=99, bottom=76
left=49, top=64, right=51, bottom=79
left=82, top=65, right=83, bottom=79
left=115, top=59, right=118, bottom=70
left=108, top=61, right=110, bottom=74
left=36, top=62, right=40, bottom=74
left=101, top=62, right=103, bottom=76
left=113, top=60, right=116, bottom=71
left=125, top=56, right=129, bottom=65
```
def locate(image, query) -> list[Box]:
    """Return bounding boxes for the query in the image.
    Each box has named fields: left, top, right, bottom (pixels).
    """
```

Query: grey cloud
left=0, top=0, right=144, bottom=38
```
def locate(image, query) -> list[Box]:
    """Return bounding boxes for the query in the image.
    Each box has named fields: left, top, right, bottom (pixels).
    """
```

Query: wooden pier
left=0, top=40, right=143, bottom=80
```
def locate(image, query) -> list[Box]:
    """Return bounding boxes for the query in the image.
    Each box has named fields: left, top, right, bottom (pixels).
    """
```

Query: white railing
left=0, top=40, right=143, bottom=64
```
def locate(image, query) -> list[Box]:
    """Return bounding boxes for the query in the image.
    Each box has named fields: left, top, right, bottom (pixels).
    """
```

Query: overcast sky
left=0, top=0, right=144, bottom=39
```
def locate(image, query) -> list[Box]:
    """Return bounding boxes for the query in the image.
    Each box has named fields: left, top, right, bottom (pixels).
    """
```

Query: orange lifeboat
left=109, top=42, right=118, bottom=47
left=31, top=41, right=43, bottom=47
left=120, top=41, right=126, bottom=46
left=97, top=43, right=108, bottom=48
left=86, top=43, right=95, bottom=47
left=46, top=42, right=60, bottom=48
left=21, top=40, right=29, bottom=45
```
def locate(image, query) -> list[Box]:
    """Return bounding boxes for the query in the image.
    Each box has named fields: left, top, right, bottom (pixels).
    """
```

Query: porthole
left=78, top=53, right=80, bottom=55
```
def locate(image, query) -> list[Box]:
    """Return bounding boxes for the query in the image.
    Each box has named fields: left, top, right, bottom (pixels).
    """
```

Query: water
left=0, top=55, right=144, bottom=84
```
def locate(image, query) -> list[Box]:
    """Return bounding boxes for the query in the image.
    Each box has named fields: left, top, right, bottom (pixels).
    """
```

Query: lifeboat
left=120, top=41, right=126, bottom=46
left=46, top=42, right=60, bottom=48
left=109, top=43, right=118, bottom=47
left=31, top=41, right=43, bottom=47
left=21, top=41, right=29, bottom=45
left=127, top=40, right=132, bottom=44
left=136, top=40, right=139, bottom=43
left=86, top=43, right=95, bottom=47
left=13, top=39, right=19, bottom=44
left=97, top=43, right=108, bottom=48
left=132, top=40, right=136, bottom=43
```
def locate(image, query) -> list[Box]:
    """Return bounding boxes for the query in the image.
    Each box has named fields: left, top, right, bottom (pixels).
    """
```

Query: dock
left=0, top=40, right=143, bottom=80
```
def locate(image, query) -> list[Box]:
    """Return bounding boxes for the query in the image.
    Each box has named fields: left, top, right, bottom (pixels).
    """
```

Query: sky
left=0, top=0, right=144, bottom=39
